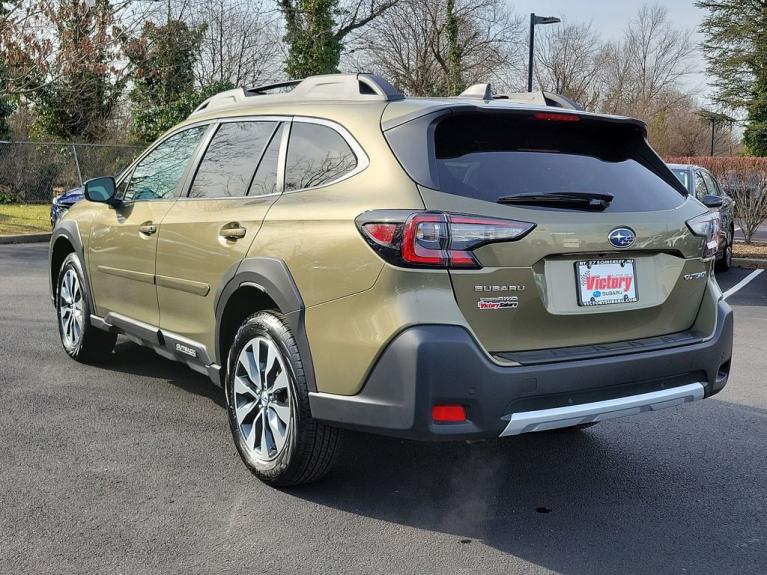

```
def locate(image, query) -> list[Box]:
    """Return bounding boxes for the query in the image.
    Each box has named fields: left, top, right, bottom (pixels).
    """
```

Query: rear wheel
left=226, top=311, right=341, bottom=486
left=56, top=253, right=116, bottom=362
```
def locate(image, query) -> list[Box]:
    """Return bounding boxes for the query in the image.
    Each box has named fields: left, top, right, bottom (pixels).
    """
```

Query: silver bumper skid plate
left=500, top=382, right=705, bottom=436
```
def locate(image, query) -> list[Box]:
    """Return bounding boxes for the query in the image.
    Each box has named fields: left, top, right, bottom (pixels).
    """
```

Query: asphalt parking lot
left=1, top=244, right=765, bottom=575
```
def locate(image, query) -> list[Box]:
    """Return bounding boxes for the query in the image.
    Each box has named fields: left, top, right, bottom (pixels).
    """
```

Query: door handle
left=219, top=224, right=247, bottom=240
left=139, top=222, right=157, bottom=235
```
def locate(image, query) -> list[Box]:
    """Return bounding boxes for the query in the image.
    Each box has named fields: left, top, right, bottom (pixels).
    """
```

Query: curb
left=0, top=233, right=51, bottom=245
left=733, top=257, right=767, bottom=269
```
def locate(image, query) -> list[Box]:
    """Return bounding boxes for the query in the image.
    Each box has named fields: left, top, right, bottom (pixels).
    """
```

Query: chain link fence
left=0, top=141, right=142, bottom=203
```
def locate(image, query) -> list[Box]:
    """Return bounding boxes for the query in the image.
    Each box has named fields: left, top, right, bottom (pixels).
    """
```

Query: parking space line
left=722, top=269, right=764, bottom=300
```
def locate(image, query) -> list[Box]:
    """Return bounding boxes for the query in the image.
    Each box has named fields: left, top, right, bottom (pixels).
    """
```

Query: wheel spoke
left=246, top=411, right=262, bottom=450
left=233, top=375, right=258, bottom=400
left=263, top=344, right=276, bottom=387
left=242, top=345, right=260, bottom=389
left=267, top=407, right=287, bottom=453
left=260, top=411, right=270, bottom=456
left=235, top=397, right=258, bottom=424
left=72, top=314, right=81, bottom=340
left=60, top=279, right=71, bottom=304
left=270, top=402, right=290, bottom=425
left=270, top=370, right=289, bottom=393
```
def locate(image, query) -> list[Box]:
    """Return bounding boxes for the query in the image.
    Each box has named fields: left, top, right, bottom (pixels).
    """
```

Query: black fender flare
left=49, top=221, right=95, bottom=312
left=214, top=257, right=317, bottom=392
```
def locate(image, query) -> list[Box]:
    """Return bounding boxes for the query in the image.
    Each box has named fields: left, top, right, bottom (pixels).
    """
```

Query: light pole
left=528, top=13, right=561, bottom=92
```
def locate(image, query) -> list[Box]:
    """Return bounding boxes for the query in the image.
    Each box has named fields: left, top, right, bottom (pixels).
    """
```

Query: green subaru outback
left=49, top=74, right=733, bottom=485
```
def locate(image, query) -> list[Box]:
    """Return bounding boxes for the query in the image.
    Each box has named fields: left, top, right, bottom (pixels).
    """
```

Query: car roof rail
left=189, top=73, right=405, bottom=118
left=456, top=83, right=584, bottom=110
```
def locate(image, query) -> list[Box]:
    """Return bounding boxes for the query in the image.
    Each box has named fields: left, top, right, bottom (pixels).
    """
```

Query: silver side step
left=500, top=383, right=705, bottom=437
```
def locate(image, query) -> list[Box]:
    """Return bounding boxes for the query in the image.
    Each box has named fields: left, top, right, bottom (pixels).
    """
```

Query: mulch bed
left=734, top=241, right=767, bottom=259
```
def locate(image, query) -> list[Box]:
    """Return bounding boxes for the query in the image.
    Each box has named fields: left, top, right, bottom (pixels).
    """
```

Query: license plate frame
left=575, top=259, right=638, bottom=307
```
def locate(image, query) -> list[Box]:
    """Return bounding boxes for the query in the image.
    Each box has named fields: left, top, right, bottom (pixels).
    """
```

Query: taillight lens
left=359, top=211, right=535, bottom=269
left=687, top=211, right=721, bottom=259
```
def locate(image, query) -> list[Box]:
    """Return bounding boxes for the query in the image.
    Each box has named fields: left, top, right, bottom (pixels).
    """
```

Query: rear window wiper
left=496, top=192, right=614, bottom=211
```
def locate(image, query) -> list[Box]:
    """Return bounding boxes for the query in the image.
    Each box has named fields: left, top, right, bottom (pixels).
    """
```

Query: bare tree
left=534, top=21, right=605, bottom=110
left=599, top=4, right=696, bottom=118
left=191, top=0, right=283, bottom=88
left=347, top=0, right=523, bottom=96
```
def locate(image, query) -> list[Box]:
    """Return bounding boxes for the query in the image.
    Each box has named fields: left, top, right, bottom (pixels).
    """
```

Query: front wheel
left=716, top=232, right=733, bottom=272
left=226, top=312, right=341, bottom=486
left=56, top=253, right=116, bottom=363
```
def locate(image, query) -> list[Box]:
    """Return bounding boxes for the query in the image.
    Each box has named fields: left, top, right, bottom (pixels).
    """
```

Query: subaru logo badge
left=608, top=227, right=635, bottom=248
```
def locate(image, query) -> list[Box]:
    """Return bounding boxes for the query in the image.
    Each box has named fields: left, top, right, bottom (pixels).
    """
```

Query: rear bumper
left=308, top=299, right=733, bottom=440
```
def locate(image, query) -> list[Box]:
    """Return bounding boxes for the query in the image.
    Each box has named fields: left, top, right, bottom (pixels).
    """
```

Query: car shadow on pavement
left=288, top=407, right=764, bottom=574
left=107, top=339, right=227, bottom=409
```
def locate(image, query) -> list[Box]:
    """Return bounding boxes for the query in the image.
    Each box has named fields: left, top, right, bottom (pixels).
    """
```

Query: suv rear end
left=307, top=100, right=733, bottom=439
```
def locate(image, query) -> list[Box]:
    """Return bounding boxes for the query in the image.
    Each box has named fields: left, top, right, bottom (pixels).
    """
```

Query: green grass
left=0, top=204, right=51, bottom=235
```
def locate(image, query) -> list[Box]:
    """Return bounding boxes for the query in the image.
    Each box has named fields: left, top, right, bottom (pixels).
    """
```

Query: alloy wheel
left=59, top=269, right=84, bottom=347
left=233, top=336, right=293, bottom=462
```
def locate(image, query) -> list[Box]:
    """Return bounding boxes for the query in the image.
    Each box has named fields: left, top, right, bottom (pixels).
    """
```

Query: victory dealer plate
left=576, top=259, right=638, bottom=306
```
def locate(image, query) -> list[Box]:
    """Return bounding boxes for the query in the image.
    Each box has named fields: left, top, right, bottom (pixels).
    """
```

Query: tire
left=56, top=253, right=117, bottom=363
left=716, top=231, right=733, bottom=272
left=225, top=311, right=341, bottom=486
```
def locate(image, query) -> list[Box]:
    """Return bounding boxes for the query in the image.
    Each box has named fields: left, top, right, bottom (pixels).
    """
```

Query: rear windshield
left=433, top=113, right=685, bottom=212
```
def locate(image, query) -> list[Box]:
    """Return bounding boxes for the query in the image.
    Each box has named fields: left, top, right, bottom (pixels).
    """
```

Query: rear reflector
left=432, top=405, right=466, bottom=422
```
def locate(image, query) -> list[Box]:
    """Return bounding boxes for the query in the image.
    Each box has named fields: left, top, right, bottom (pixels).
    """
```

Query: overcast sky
left=511, top=0, right=710, bottom=102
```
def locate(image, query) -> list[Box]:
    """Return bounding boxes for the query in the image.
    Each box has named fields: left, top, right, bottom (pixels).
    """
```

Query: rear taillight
left=358, top=211, right=535, bottom=269
left=687, top=211, right=721, bottom=260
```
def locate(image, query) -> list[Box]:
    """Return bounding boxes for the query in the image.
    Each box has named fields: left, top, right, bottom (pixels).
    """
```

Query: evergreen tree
left=698, top=0, right=767, bottom=155
left=278, top=0, right=398, bottom=79
left=125, top=19, right=210, bottom=143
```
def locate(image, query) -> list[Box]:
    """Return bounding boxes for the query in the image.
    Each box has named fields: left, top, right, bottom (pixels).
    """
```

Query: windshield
left=433, top=113, right=686, bottom=213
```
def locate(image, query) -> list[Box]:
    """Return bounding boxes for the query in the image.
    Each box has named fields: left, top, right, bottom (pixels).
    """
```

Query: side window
left=249, top=123, right=284, bottom=196
left=124, top=126, right=206, bottom=202
left=188, top=121, right=278, bottom=199
left=694, top=170, right=709, bottom=201
left=701, top=170, right=721, bottom=196
left=284, top=122, right=357, bottom=192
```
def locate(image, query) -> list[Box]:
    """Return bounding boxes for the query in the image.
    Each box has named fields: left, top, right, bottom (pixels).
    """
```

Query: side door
left=155, top=118, right=288, bottom=356
left=88, top=125, right=209, bottom=326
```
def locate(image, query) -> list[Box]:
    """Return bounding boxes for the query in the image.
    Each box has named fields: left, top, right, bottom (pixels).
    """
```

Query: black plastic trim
left=214, top=257, right=317, bottom=392
left=308, top=299, right=733, bottom=441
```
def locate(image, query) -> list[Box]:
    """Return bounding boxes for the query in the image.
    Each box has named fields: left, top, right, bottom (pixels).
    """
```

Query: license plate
left=576, top=259, right=638, bottom=306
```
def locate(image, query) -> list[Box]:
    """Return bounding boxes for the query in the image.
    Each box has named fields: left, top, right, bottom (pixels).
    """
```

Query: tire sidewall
left=56, top=253, right=92, bottom=357
left=225, top=313, right=303, bottom=480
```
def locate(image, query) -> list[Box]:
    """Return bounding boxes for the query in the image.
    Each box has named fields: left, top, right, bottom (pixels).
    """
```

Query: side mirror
left=84, top=177, right=119, bottom=206
left=702, top=194, right=723, bottom=209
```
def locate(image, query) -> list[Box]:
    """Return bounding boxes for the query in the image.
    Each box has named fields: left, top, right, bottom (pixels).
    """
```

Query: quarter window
left=284, top=123, right=357, bottom=191
left=189, top=121, right=279, bottom=199
left=124, top=126, right=206, bottom=202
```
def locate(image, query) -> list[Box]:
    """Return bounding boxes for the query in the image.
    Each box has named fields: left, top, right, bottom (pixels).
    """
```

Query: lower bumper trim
left=500, top=382, right=705, bottom=437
